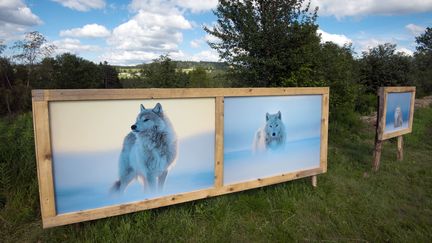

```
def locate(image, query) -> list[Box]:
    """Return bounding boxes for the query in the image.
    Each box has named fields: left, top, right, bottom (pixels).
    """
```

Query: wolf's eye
left=275, top=124, right=278, bottom=127
left=143, top=118, right=149, bottom=122
left=269, top=125, right=273, bottom=128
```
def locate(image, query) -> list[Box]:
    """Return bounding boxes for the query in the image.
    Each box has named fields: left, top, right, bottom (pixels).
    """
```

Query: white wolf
left=253, top=111, right=286, bottom=153
left=394, top=106, right=403, bottom=128
left=111, top=103, right=178, bottom=193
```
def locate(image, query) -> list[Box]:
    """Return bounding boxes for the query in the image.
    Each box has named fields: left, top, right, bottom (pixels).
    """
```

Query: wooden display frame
left=373, top=86, right=415, bottom=171
left=32, top=87, right=329, bottom=228
left=377, top=86, right=416, bottom=140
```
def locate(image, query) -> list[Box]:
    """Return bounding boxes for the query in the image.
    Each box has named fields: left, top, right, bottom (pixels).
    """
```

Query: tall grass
left=1, top=107, right=431, bottom=242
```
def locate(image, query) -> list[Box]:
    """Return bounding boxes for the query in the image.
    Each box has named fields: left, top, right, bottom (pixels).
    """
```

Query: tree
left=142, top=55, right=189, bottom=88
left=204, top=0, right=320, bottom=87
left=359, top=43, right=412, bottom=94
left=188, top=67, right=210, bottom=87
left=318, top=42, right=358, bottom=112
left=415, top=27, right=432, bottom=54
left=413, top=27, right=432, bottom=96
left=12, top=31, right=56, bottom=87
left=54, top=53, right=102, bottom=89
left=99, top=61, right=122, bottom=88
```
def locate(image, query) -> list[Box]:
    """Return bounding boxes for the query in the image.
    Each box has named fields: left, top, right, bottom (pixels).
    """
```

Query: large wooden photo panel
left=32, top=88, right=328, bottom=228
left=378, top=87, right=416, bottom=140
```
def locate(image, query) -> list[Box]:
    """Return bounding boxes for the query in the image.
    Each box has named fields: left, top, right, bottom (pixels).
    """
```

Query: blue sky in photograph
left=384, top=92, right=412, bottom=133
left=1, top=0, right=431, bottom=65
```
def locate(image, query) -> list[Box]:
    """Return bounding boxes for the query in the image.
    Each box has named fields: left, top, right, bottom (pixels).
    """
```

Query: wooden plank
left=374, top=88, right=385, bottom=171
left=32, top=87, right=329, bottom=101
left=311, top=175, right=317, bottom=188
left=397, top=136, right=404, bottom=161
left=382, top=86, right=416, bottom=93
left=214, top=97, right=224, bottom=188
left=32, top=101, right=57, bottom=224
left=320, top=92, right=329, bottom=173
left=42, top=167, right=324, bottom=228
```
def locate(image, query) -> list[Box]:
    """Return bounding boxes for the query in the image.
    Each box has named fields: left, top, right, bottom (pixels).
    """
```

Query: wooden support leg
left=373, top=140, right=383, bottom=171
left=397, top=136, right=403, bottom=161
left=311, top=175, right=317, bottom=188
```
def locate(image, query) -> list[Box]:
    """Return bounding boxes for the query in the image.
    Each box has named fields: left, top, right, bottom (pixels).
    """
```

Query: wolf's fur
left=394, top=106, right=403, bottom=128
left=253, top=111, right=286, bottom=153
left=111, top=103, right=178, bottom=193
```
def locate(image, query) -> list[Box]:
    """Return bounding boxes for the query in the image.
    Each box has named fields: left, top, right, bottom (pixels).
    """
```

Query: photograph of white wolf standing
left=224, top=96, right=322, bottom=184
left=111, top=103, right=178, bottom=193
left=384, top=92, right=412, bottom=133
left=252, top=111, right=286, bottom=153
left=49, top=99, right=215, bottom=214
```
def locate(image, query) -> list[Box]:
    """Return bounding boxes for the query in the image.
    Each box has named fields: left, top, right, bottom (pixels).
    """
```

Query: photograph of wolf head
left=253, top=111, right=286, bottom=153
left=112, top=103, right=178, bottom=193
left=394, top=106, right=403, bottom=128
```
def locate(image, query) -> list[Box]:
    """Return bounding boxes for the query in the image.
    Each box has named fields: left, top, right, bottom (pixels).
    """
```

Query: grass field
left=0, top=106, right=431, bottom=242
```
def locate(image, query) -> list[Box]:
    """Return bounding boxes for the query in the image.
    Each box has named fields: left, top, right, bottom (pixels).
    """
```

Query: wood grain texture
left=397, top=136, right=404, bottom=161
left=373, top=88, right=386, bottom=171
left=214, top=97, right=224, bottom=188
left=311, top=175, right=317, bottom=188
left=320, top=91, right=329, bottom=173
left=32, top=101, right=57, bottom=226
left=32, top=87, right=329, bottom=101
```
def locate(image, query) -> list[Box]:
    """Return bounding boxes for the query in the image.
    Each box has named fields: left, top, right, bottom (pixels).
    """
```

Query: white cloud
left=190, top=39, right=202, bottom=48
left=129, top=0, right=217, bottom=13
left=356, top=38, right=387, bottom=53
left=405, top=24, right=425, bottom=36
left=0, top=0, right=42, bottom=40
left=190, top=50, right=219, bottom=62
left=51, top=0, right=105, bottom=11
left=60, top=24, right=111, bottom=38
left=100, top=50, right=160, bottom=65
left=311, top=0, right=432, bottom=19
left=176, top=0, right=217, bottom=13
left=104, top=0, right=194, bottom=65
left=396, top=47, right=414, bottom=56
left=317, top=29, right=352, bottom=46
left=53, top=38, right=101, bottom=54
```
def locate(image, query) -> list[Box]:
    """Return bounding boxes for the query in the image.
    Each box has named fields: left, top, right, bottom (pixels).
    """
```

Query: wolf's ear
left=153, top=103, right=162, bottom=114
left=266, top=112, right=270, bottom=121
left=140, top=104, right=145, bottom=112
left=277, top=111, right=281, bottom=120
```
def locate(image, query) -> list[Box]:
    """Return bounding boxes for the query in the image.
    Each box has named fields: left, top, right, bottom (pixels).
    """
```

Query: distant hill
left=114, top=61, right=229, bottom=71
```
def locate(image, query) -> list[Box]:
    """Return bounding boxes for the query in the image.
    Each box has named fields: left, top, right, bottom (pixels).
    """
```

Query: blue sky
left=0, top=0, right=431, bottom=65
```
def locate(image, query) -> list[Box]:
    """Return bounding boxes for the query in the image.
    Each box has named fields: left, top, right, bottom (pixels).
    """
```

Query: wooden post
left=397, top=136, right=403, bottom=161
left=373, top=88, right=385, bottom=171
left=311, top=175, right=317, bottom=188
left=373, top=140, right=383, bottom=171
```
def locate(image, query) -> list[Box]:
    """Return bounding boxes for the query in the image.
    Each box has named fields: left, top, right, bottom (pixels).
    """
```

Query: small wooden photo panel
left=378, top=87, right=416, bottom=140
left=32, top=88, right=329, bottom=228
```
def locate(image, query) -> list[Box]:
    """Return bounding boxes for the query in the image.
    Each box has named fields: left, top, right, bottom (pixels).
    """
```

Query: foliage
left=141, top=55, right=189, bottom=88
left=99, top=61, right=122, bottom=88
left=188, top=67, right=210, bottom=87
left=205, top=0, right=320, bottom=87
left=11, top=31, right=56, bottom=87
left=359, top=43, right=413, bottom=94
left=413, top=27, right=432, bottom=96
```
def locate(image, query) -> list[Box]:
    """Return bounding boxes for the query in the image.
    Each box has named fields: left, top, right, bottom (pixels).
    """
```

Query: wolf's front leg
left=158, top=171, right=168, bottom=191
left=145, top=173, right=157, bottom=192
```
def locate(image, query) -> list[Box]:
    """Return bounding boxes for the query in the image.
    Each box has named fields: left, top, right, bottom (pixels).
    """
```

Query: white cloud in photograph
left=60, top=24, right=111, bottom=38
